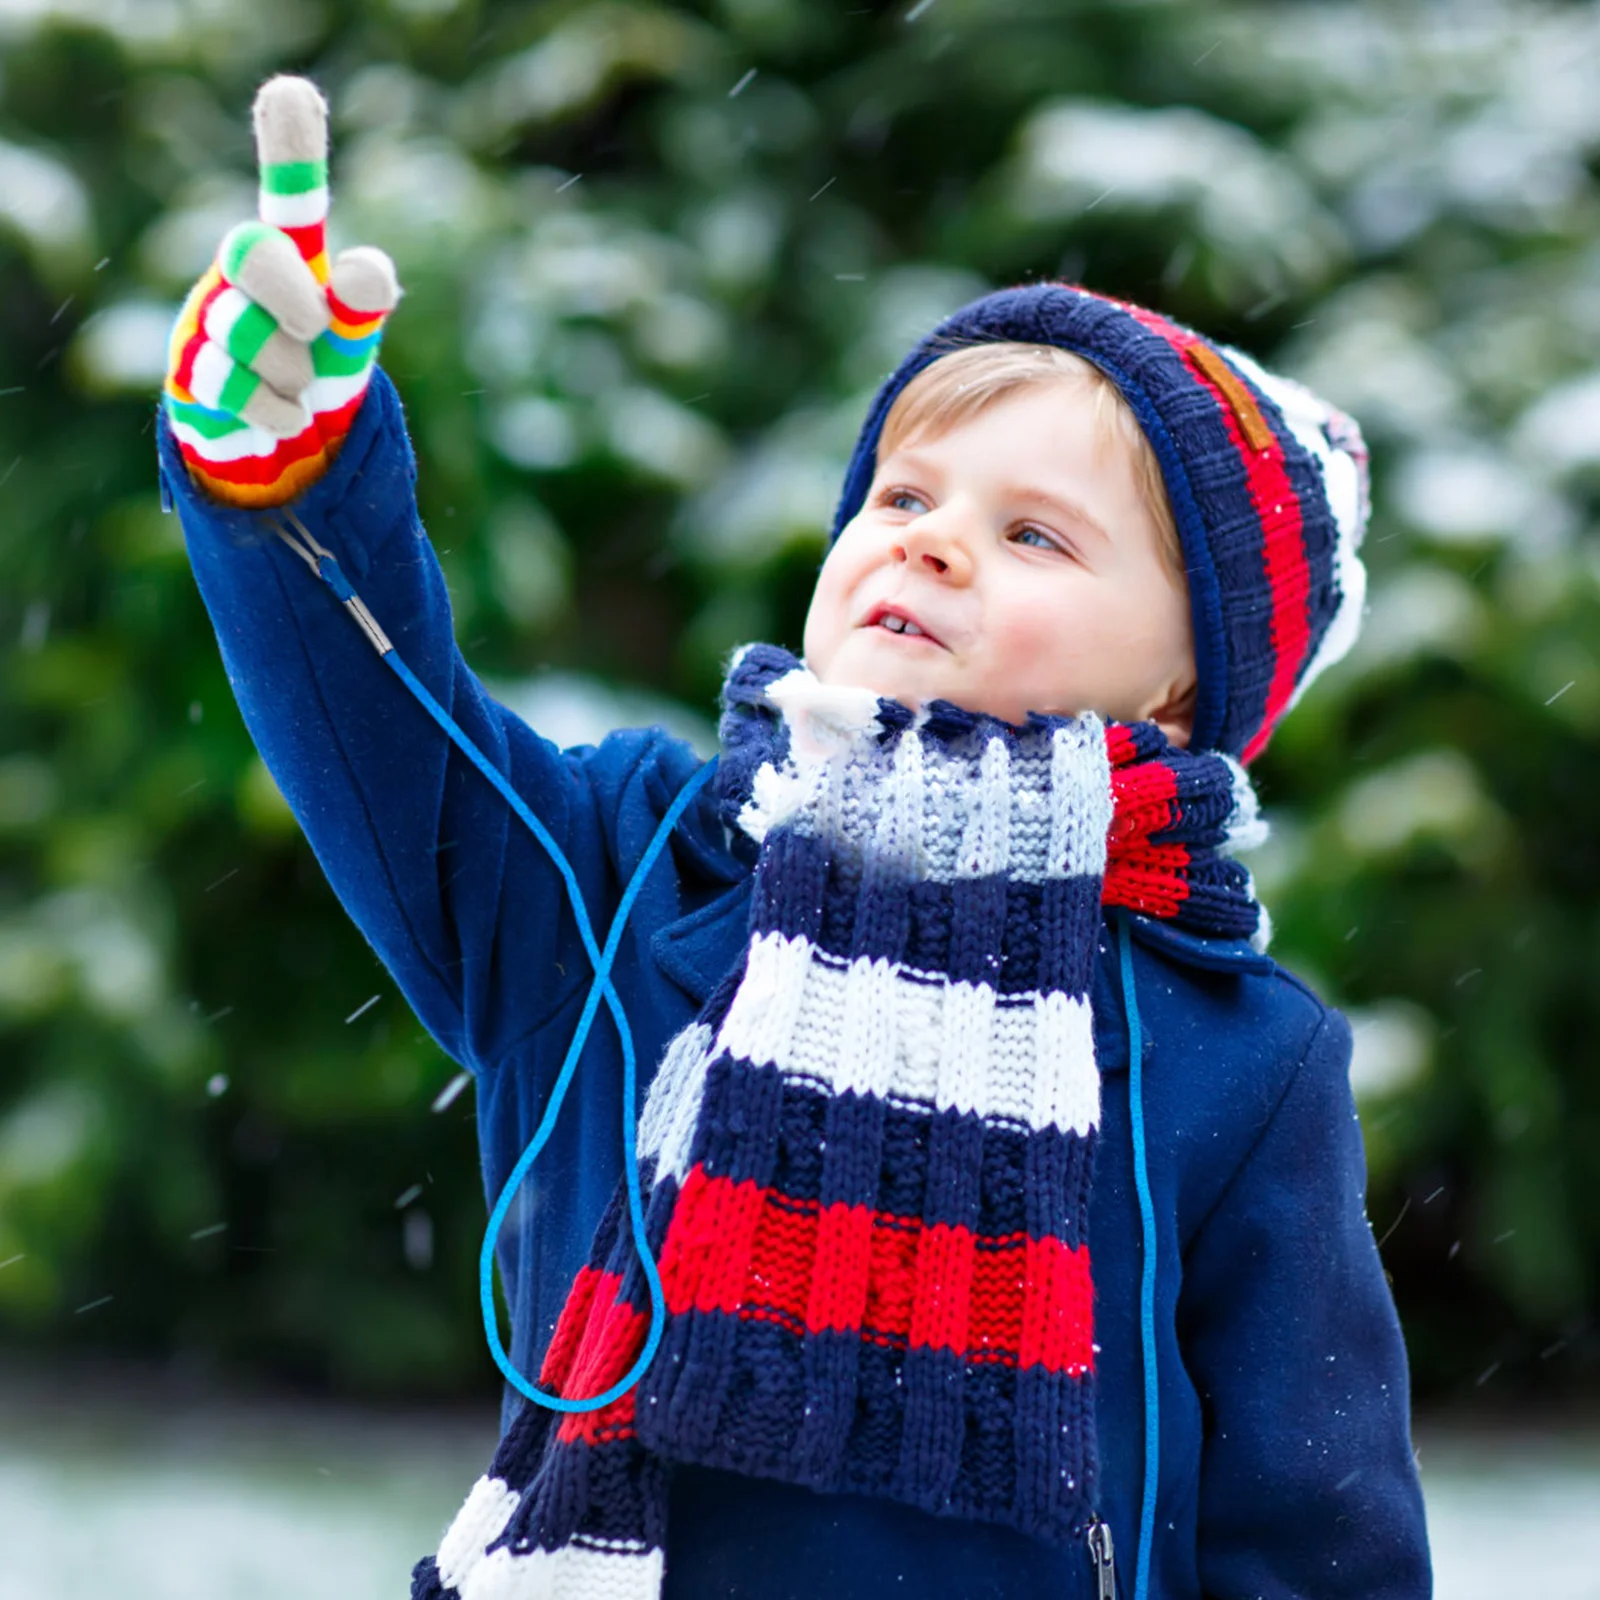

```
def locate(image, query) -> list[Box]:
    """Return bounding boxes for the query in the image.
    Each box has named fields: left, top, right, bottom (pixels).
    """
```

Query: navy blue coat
left=158, top=370, right=1430, bottom=1599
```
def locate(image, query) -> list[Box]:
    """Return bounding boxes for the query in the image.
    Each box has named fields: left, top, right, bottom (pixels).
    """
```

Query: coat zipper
left=1087, top=1514, right=1117, bottom=1600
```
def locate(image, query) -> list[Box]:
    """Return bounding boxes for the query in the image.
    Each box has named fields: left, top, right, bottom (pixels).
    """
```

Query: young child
left=159, top=78, right=1431, bottom=1600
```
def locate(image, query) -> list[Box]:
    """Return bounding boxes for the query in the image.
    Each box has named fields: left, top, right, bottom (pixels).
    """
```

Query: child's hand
left=162, top=75, right=402, bottom=509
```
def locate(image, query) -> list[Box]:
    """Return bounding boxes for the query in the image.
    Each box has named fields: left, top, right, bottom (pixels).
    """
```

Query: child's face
left=803, top=381, right=1197, bottom=741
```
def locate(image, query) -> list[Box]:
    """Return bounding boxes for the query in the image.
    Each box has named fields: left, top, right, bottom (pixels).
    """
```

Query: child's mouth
left=879, top=614, right=929, bottom=637
left=863, top=604, right=945, bottom=647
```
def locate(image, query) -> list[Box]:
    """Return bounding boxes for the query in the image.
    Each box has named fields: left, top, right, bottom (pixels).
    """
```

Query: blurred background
left=2, top=0, right=1598, bottom=1594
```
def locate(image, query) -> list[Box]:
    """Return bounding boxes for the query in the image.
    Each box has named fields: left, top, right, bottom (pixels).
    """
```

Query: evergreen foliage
left=2, top=0, right=1596, bottom=1403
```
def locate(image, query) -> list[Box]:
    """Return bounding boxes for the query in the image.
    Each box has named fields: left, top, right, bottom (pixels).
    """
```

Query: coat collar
left=651, top=876, right=752, bottom=1006
left=1091, top=912, right=1274, bottom=1075
left=1122, top=912, right=1275, bottom=977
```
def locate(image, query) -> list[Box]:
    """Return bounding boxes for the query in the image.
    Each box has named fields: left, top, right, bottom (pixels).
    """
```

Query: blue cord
left=289, top=527, right=715, bottom=1413
left=1117, top=909, right=1159, bottom=1600
left=385, top=652, right=713, bottom=1411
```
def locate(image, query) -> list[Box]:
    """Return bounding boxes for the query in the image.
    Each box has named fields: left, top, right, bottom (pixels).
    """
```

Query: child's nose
left=893, top=514, right=973, bottom=581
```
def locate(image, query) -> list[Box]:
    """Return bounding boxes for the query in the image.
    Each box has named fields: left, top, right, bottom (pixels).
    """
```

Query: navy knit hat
left=828, top=282, right=1370, bottom=766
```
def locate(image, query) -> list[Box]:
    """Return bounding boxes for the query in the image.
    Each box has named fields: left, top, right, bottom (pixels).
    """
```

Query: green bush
left=2, top=0, right=1596, bottom=1404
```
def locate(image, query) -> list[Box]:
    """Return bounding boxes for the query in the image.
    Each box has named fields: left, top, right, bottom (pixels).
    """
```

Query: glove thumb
left=329, top=245, right=402, bottom=318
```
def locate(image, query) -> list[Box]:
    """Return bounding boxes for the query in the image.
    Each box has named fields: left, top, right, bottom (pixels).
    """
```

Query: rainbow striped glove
left=163, top=75, right=401, bottom=509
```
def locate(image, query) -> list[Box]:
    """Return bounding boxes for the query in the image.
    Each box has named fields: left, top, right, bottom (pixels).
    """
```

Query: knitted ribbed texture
left=412, top=645, right=1267, bottom=1599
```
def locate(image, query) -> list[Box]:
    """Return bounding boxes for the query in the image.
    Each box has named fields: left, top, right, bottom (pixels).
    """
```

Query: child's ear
left=1147, top=678, right=1197, bottom=750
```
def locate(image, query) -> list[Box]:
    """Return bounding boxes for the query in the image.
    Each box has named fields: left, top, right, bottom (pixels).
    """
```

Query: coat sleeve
left=156, top=366, right=703, bottom=1077
left=1177, top=1004, right=1433, bottom=1600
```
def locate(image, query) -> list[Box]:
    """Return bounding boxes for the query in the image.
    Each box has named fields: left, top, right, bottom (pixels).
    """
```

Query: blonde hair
left=877, top=341, right=1186, bottom=589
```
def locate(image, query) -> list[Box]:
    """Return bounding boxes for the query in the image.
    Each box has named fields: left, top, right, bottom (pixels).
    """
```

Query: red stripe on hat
left=1117, top=303, right=1312, bottom=764
left=658, top=1166, right=1095, bottom=1376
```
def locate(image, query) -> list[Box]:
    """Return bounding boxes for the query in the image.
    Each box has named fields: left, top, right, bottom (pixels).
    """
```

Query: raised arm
left=1178, top=1007, right=1432, bottom=1599
left=157, top=78, right=714, bottom=1078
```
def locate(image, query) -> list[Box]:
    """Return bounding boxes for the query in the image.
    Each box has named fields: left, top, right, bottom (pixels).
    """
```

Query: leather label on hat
left=1185, top=343, right=1277, bottom=453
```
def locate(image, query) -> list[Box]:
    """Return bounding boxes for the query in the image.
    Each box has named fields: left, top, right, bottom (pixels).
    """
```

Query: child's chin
left=817, top=661, right=1056, bottom=725
left=816, top=661, right=929, bottom=712
left=836, top=664, right=1042, bottom=725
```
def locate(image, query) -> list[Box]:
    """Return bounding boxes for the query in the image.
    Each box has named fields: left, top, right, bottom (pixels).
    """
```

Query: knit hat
left=828, top=283, right=1370, bottom=766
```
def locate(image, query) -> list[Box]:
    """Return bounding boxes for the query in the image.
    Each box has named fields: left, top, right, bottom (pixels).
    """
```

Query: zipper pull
left=1087, top=1515, right=1116, bottom=1600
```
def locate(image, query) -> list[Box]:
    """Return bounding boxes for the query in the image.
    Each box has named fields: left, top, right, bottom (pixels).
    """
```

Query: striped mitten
left=163, top=75, right=401, bottom=509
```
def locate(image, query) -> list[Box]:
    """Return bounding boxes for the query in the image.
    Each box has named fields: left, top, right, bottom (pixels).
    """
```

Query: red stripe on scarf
left=657, top=1165, right=1094, bottom=1376
left=540, top=1264, right=607, bottom=1391
left=1102, top=723, right=1140, bottom=768
left=540, top=1266, right=647, bottom=1446
left=1104, top=754, right=1190, bottom=918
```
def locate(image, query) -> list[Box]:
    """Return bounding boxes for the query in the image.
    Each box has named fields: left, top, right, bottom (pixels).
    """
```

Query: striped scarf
left=414, top=642, right=1267, bottom=1599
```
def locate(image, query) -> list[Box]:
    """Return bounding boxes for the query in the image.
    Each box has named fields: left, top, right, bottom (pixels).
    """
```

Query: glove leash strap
left=271, top=508, right=717, bottom=1414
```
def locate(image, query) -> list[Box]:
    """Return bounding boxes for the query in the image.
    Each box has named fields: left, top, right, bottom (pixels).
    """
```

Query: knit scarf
left=413, top=642, right=1267, bottom=1600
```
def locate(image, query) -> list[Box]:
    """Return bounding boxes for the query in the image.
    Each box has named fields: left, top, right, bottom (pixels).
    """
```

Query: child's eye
left=880, top=487, right=928, bottom=514
left=1009, top=525, right=1065, bottom=554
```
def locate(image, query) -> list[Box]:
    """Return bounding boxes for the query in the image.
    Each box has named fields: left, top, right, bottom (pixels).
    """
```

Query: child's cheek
left=801, top=549, right=855, bottom=674
left=987, top=584, right=1114, bottom=711
left=1002, top=586, right=1085, bottom=661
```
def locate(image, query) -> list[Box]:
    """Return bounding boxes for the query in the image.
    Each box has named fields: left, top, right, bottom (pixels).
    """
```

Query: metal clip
left=271, top=510, right=393, bottom=657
